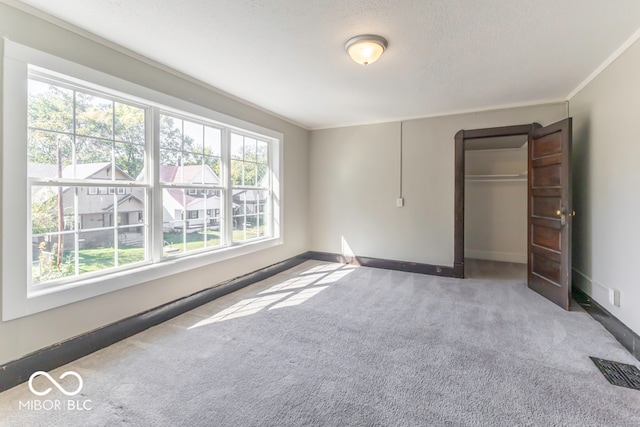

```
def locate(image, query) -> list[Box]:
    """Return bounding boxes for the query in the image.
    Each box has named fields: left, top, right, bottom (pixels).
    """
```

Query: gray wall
left=0, top=3, right=309, bottom=365
left=570, top=37, right=640, bottom=335
left=309, top=104, right=567, bottom=266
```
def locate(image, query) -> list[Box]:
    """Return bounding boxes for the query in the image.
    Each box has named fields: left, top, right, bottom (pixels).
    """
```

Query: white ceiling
left=13, top=0, right=640, bottom=130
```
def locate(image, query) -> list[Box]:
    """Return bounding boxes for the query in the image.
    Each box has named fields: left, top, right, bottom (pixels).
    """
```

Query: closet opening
left=464, top=135, right=528, bottom=280
left=454, top=120, right=573, bottom=309
left=453, top=123, right=540, bottom=280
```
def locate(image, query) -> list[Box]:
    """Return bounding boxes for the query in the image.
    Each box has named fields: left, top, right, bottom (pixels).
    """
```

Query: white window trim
left=2, top=39, right=283, bottom=321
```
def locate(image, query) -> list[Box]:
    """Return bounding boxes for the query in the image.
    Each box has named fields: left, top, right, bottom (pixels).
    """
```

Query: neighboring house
left=232, top=175, right=269, bottom=228
left=28, top=162, right=255, bottom=247
left=28, top=162, right=144, bottom=240
left=29, top=162, right=144, bottom=248
left=159, top=164, right=223, bottom=232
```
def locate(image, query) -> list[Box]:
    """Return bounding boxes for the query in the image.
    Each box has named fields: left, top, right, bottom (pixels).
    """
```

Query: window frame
left=2, top=40, right=283, bottom=321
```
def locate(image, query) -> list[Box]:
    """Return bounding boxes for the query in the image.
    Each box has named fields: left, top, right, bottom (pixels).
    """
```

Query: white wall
left=570, top=37, right=640, bottom=335
left=0, top=4, right=309, bottom=365
left=310, top=104, right=567, bottom=266
left=465, top=147, right=528, bottom=263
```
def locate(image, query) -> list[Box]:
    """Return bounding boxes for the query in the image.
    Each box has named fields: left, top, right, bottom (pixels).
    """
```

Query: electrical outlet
left=396, top=198, right=404, bottom=208
left=608, top=288, right=620, bottom=307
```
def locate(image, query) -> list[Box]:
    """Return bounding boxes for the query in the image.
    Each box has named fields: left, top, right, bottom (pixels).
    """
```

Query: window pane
left=160, top=149, right=182, bottom=183
left=160, top=115, right=182, bottom=151
left=27, top=130, right=72, bottom=178
left=180, top=156, right=203, bottom=186
left=244, top=137, right=257, bottom=162
left=204, top=126, right=221, bottom=157
left=232, top=189, right=268, bottom=242
left=115, top=142, right=144, bottom=180
left=182, top=153, right=203, bottom=170
left=28, top=80, right=73, bottom=133
left=184, top=120, right=203, bottom=154
left=77, top=186, right=145, bottom=230
left=76, top=92, right=113, bottom=139
left=78, top=230, right=115, bottom=274
left=204, top=155, right=221, bottom=181
left=161, top=188, right=223, bottom=256
left=75, top=138, right=113, bottom=178
left=162, top=187, right=185, bottom=234
left=118, top=227, right=145, bottom=266
left=231, top=159, right=243, bottom=185
left=256, top=163, right=268, bottom=186
left=243, top=162, right=257, bottom=186
left=32, top=232, right=75, bottom=284
left=79, top=189, right=114, bottom=230
left=204, top=225, right=221, bottom=248
left=231, top=133, right=243, bottom=160
left=115, top=102, right=145, bottom=144
left=257, top=140, right=268, bottom=164
left=31, top=185, right=74, bottom=234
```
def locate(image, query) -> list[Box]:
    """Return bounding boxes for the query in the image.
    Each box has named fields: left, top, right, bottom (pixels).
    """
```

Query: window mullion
left=74, top=187, right=80, bottom=275
left=267, top=139, right=275, bottom=238
left=222, top=128, right=233, bottom=246
left=151, top=107, right=163, bottom=262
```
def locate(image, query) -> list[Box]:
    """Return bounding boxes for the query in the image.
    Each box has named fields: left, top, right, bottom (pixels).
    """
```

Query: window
left=231, top=133, right=270, bottom=242
left=27, top=77, right=148, bottom=285
left=3, top=41, right=282, bottom=320
left=160, top=113, right=227, bottom=255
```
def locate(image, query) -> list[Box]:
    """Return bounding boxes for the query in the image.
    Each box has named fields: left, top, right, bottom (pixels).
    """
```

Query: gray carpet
left=1, top=259, right=639, bottom=426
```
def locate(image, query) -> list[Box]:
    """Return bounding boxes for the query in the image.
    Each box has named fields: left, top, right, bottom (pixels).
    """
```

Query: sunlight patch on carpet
left=188, top=263, right=355, bottom=328
left=270, top=286, right=330, bottom=310
left=188, top=292, right=293, bottom=328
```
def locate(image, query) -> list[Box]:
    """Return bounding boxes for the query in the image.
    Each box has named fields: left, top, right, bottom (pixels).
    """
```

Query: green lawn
left=33, top=226, right=267, bottom=283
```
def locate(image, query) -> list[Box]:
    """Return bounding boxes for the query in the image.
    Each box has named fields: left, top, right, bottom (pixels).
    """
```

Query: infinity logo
left=28, top=371, right=83, bottom=397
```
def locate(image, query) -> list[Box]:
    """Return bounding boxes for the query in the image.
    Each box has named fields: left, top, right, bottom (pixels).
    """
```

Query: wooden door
left=528, top=118, right=572, bottom=309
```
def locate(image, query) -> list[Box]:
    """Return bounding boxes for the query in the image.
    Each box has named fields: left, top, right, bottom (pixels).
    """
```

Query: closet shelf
left=465, top=172, right=527, bottom=182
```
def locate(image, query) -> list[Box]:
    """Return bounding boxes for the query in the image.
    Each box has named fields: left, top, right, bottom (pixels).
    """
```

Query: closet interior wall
left=464, top=140, right=528, bottom=264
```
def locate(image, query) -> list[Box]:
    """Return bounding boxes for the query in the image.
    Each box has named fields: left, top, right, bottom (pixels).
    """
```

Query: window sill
left=6, top=237, right=282, bottom=321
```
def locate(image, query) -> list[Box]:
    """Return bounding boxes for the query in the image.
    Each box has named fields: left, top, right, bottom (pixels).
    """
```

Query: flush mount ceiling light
left=345, top=34, right=388, bottom=65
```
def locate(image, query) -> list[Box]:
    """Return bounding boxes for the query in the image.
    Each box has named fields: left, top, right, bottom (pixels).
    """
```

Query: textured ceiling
left=13, top=0, right=640, bottom=129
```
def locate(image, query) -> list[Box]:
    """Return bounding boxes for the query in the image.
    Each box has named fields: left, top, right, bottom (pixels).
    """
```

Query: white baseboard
left=572, top=268, right=612, bottom=306
left=464, top=249, right=526, bottom=264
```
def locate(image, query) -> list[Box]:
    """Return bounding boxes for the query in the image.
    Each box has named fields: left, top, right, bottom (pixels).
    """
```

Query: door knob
left=556, top=208, right=575, bottom=216
left=556, top=208, right=566, bottom=226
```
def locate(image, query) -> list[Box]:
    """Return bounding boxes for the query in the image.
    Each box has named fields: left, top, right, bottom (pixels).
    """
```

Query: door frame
left=453, top=123, right=541, bottom=278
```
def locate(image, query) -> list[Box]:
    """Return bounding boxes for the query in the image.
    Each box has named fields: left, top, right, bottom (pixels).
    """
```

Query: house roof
left=28, top=162, right=135, bottom=181
left=102, top=194, right=144, bottom=212
left=164, top=188, right=207, bottom=209
left=160, top=164, right=222, bottom=208
left=159, top=164, right=219, bottom=184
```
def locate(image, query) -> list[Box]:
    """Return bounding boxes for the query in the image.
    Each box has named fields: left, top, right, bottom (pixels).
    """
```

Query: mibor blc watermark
left=19, top=371, right=92, bottom=411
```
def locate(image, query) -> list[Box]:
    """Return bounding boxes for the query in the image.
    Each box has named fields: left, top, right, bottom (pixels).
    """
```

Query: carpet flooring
left=0, top=259, right=639, bottom=426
